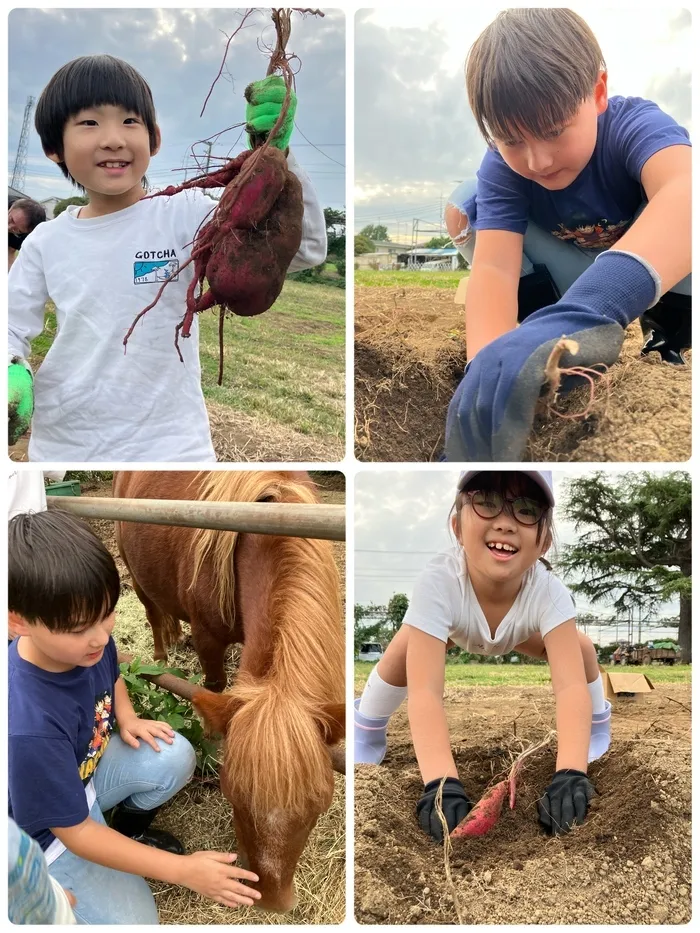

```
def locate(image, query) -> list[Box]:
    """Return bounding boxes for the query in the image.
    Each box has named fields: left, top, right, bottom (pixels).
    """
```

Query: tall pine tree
left=556, top=471, right=691, bottom=661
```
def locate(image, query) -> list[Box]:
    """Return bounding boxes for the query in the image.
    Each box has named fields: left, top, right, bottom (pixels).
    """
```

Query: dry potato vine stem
left=434, top=778, right=466, bottom=924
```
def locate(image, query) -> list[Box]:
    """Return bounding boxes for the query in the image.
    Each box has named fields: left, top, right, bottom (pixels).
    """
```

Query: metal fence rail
left=47, top=496, right=346, bottom=541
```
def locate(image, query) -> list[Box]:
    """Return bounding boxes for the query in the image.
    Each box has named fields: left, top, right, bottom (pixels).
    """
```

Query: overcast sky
left=355, top=468, right=682, bottom=643
left=355, top=6, right=692, bottom=239
left=8, top=7, right=345, bottom=207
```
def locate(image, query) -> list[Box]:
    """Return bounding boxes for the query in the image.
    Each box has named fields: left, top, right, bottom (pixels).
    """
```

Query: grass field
left=197, top=282, right=344, bottom=439
left=355, top=269, right=466, bottom=289
left=354, top=661, right=691, bottom=691
left=27, top=280, right=345, bottom=460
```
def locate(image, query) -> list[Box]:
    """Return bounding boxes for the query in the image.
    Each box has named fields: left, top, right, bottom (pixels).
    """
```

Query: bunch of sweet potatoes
left=190, top=146, right=303, bottom=324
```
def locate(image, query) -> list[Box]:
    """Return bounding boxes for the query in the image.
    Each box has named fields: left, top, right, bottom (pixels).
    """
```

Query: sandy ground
left=355, top=683, right=691, bottom=925
left=81, top=476, right=346, bottom=924
left=355, top=285, right=691, bottom=462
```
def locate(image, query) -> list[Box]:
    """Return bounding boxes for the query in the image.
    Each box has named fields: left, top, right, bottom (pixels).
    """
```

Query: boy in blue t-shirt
left=8, top=510, right=261, bottom=924
left=443, top=8, right=691, bottom=461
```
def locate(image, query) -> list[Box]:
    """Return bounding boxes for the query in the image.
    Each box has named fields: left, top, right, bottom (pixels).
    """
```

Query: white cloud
left=355, top=6, right=692, bottom=235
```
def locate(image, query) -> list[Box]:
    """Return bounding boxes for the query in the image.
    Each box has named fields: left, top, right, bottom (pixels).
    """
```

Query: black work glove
left=416, top=777, right=472, bottom=842
left=538, top=768, right=596, bottom=836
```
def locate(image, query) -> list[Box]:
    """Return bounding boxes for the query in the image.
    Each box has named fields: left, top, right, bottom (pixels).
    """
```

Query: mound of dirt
left=354, top=285, right=691, bottom=462
left=355, top=685, right=691, bottom=925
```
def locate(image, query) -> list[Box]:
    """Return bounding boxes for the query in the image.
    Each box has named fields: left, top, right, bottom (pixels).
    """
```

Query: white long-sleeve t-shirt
left=8, top=151, right=327, bottom=462
left=403, top=545, right=576, bottom=654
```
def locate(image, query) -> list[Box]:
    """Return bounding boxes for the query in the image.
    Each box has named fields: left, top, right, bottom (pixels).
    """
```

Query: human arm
left=612, top=145, right=691, bottom=294
left=8, top=235, right=50, bottom=362
left=8, top=240, right=49, bottom=443
left=113, top=675, right=176, bottom=751
left=245, top=75, right=326, bottom=270
left=286, top=150, right=327, bottom=271
left=543, top=619, right=591, bottom=772
left=8, top=818, right=76, bottom=923
left=406, top=626, right=456, bottom=781
left=407, top=626, right=471, bottom=841
left=464, top=229, right=523, bottom=360
left=537, top=619, right=596, bottom=835
left=444, top=247, right=660, bottom=461
left=51, top=818, right=260, bottom=908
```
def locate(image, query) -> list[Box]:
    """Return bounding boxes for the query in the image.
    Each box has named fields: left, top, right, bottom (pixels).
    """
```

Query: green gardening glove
left=245, top=75, right=297, bottom=150
left=8, top=360, right=34, bottom=446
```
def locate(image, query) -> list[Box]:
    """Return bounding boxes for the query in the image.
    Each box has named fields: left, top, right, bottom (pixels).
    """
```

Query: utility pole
left=203, top=140, right=213, bottom=175
left=11, top=95, right=35, bottom=192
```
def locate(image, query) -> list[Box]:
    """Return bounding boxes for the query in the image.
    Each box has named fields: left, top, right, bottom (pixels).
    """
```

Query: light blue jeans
left=447, top=178, right=692, bottom=296
left=48, top=732, right=196, bottom=925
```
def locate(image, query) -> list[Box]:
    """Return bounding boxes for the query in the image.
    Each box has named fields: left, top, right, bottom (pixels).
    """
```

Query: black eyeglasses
left=465, top=490, right=545, bottom=526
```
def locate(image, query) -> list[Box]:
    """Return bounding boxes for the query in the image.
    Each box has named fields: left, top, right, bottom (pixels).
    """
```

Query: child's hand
left=416, top=777, right=472, bottom=842
left=244, top=75, right=297, bottom=150
left=118, top=716, right=175, bottom=752
left=8, top=360, right=33, bottom=446
left=444, top=250, right=660, bottom=461
left=537, top=768, right=595, bottom=835
left=182, top=851, right=261, bottom=909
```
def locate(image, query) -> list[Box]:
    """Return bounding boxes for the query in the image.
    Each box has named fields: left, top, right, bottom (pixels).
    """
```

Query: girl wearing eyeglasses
left=354, top=469, right=610, bottom=841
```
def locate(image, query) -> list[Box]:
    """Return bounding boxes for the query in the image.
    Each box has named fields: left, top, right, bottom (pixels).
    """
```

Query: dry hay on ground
left=209, top=402, right=344, bottom=463
left=354, top=284, right=691, bottom=462
left=9, top=405, right=343, bottom=464
left=355, top=684, right=691, bottom=925
left=83, top=481, right=346, bottom=925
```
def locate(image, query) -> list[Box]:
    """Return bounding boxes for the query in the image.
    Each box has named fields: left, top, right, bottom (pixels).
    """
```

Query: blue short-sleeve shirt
left=464, top=96, right=691, bottom=251
left=8, top=637, right=120, bottom=851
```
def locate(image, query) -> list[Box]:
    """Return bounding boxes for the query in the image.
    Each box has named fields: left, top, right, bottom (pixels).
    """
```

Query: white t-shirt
left=403, top=545, right=576, bottom=654
left=8, top=152, right=326, bottom=462
left=8, top=470, right=47, bottom=519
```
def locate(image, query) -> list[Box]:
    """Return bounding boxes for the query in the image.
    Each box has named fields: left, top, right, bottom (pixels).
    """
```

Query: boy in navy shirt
left=8, top=510, right=261, bottom=924
left=444, top=8, right=691, bottom=461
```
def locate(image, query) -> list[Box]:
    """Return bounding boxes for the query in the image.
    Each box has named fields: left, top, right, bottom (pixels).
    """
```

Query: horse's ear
left=316, top=702, right=345, bottom=745
left=192, top=688, right=242, bottom=736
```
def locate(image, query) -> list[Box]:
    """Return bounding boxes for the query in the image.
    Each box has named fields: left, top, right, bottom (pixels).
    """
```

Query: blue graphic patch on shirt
left=134, top=259, right=180, bottom=284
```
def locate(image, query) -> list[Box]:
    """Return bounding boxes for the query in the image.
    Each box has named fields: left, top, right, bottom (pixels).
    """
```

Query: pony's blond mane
left=191, top=472, right=344, bottom=820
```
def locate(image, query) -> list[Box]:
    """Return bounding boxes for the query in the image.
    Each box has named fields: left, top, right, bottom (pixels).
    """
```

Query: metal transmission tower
left=11, top=95, right=36, bottom=191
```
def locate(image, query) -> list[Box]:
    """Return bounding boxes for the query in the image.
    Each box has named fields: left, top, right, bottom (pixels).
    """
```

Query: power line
left=356, top=548, right=439, bottom=554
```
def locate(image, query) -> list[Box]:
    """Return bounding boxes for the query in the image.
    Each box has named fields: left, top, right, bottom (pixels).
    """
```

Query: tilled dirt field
left=79, top=476, right=346, bottom=924
left=355, top=284, right=691, bottom=462
left=355, top=683, right=691, bottom=925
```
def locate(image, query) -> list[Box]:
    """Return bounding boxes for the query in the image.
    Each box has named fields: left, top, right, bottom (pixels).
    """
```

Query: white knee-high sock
left=587, top=673, right=607, bottom=714
left=358, top=666, right=408, bottom=718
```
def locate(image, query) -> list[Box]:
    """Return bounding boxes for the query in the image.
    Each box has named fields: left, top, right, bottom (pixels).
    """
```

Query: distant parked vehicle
left=612, top=642, right=679, bottom=666
left=358, top=642, right=384, bottom=662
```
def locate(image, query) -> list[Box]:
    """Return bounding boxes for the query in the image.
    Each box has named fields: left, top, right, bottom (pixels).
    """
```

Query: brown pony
left=113, top=471, right=345, bottom=913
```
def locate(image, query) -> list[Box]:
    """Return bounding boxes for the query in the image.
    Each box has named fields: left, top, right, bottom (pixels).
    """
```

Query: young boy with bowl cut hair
left=8, top=53, right=326, bottom=461
left=8, top=509, right=261, bottom=924
left=443, top=8, right=691, bottom=462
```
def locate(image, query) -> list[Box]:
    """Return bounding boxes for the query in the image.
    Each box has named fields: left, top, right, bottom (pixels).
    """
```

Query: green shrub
left=119, top=657, right=220, bottom=773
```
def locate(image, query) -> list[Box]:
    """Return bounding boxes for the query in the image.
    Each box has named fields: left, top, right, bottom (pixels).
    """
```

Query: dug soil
left=355, top=684, right=691, bottom=925
left=79, top=477, right=346, bottom=925
left=355, top=285, right=691, bottom=462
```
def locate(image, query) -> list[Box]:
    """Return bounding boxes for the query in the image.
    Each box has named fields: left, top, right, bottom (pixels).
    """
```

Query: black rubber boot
left=640, top=292, right=691, bottom=365
left=517, top=264, right=561, bottom=322
left=109, top=801, right=185, bottom=854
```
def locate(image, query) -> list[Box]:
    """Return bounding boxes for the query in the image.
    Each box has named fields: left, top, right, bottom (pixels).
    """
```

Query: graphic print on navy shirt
left=79, top=689, right=114, bottom=781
